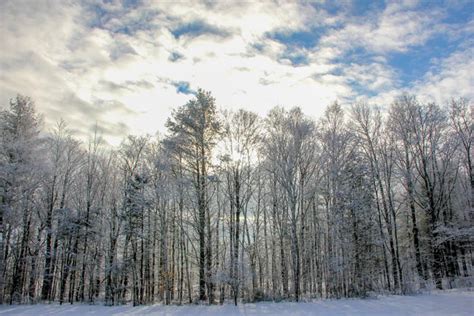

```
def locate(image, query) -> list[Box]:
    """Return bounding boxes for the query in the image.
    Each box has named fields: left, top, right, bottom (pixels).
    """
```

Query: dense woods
left=0, top=91, right=472, bottom=306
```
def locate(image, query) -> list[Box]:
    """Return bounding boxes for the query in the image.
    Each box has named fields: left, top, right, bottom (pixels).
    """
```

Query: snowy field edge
left=1, top=289, right=473, bottom=316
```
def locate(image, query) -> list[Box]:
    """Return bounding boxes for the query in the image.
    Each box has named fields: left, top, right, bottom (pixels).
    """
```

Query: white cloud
left=413, top=47, right=474, bottom=104
left=318, top=1, right=443, bottom=54
left=0, top=0, right=471, bottom=145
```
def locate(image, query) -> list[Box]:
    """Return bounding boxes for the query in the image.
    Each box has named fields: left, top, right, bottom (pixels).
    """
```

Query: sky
left=1, top=0, right=473, bottom=146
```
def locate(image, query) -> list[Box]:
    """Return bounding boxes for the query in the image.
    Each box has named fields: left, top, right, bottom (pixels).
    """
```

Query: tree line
left=0, top=91, right=472, bottom=305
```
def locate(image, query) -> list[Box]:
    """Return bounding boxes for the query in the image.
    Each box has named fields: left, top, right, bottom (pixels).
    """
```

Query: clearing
left=0, top=289, right=472, bottom=315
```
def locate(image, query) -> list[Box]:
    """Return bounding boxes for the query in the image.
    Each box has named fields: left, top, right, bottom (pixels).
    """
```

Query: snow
left=1, top=290, right=472, bottom=316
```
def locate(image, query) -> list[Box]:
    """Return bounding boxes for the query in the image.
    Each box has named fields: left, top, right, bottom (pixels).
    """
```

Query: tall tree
left=220, top=109, right=260, bottom=304
left=264, top=107, right=316, bottom=301
left=0, top=95, right=43, bottom=303
left=166, top=89, right=221, bottom=303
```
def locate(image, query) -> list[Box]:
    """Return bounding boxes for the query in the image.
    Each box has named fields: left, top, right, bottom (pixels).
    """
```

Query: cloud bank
left=1, top=0, right=472, bottom=145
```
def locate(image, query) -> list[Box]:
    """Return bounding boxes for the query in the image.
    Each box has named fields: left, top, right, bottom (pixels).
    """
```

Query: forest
left=0, top=91, right=472, bottom=306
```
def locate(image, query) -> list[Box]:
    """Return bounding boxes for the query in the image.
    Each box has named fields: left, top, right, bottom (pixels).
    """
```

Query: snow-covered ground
left=1, top=290, right=472, bottom=315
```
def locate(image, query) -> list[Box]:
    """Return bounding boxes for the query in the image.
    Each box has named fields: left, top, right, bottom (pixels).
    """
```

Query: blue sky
left=0, top=0, right=472, bottom=145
